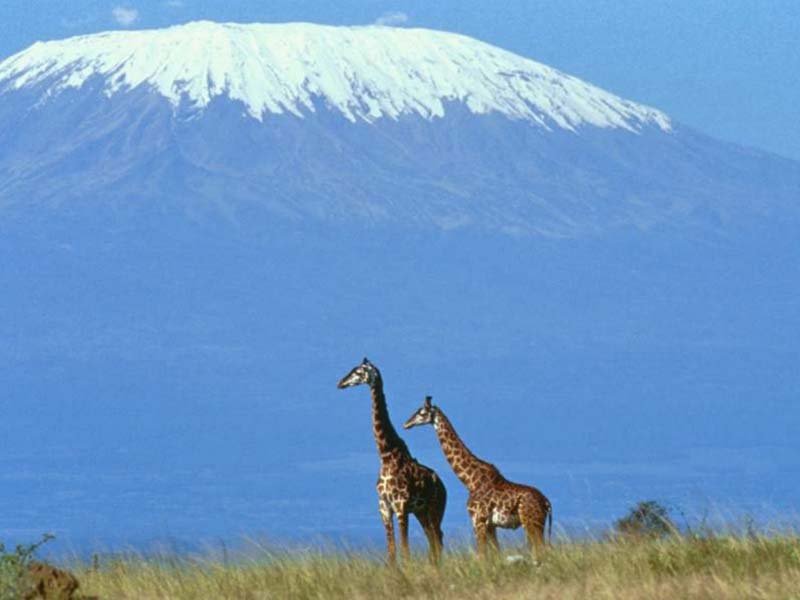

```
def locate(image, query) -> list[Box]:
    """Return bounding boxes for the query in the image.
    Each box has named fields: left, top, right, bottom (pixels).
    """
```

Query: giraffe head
left=337, top=357, right=381, bottom=389
left=403, top=395, right=438, bottom=429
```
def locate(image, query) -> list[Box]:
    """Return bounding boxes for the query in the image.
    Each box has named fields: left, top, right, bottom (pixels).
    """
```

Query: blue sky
left=1, top=1, right=799, bottom=161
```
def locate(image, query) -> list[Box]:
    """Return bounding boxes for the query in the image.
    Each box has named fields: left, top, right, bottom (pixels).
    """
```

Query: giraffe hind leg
left=519, top=500, right=546, bottom=561
left=431, top=479, right=447, bottom=553
left=416, top=512, right=443, bottom=565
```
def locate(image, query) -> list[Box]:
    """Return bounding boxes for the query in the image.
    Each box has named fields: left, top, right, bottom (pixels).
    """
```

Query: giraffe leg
left=397, top=510, right=411, bottom=562
left=416, top=512, right=442, bottom=565
left=425, top=524, right=442, bottom=565
left=468, top=498, right=489, bottom=559
left=427, top=479, right=446, bottom=564
left=519, top=501, right=546, bottom=562
left=524, top=525, right=544, bottom=562
left=379, top=499, right=396, bottom=565
left=473, top=519, right=489, bottom=559
left=487, top=525, right=500, bottom=554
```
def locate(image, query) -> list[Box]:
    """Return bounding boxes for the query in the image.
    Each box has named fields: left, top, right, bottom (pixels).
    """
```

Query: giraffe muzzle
left=337, top=374, right=357, bottom=389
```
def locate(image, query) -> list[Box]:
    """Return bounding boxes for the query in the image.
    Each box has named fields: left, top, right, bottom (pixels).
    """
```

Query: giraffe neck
left=433, top=410, right=493, bottom=492
left=370, top=375, right=409, bottom=458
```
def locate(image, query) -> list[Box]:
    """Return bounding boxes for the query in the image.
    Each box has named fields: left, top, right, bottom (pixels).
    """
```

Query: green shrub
left=0, top=534, right=54, bottom=600
left=615, top=500, right=676, bottom=539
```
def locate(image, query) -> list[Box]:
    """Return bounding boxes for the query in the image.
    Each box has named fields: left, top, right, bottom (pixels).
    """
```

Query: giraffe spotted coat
left=405, top=396, right=551, bottom=557
left=338, top=359, right=447, bottom=564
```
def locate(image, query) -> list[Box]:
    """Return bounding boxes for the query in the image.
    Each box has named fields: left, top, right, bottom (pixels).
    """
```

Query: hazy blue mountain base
left=1, top=213, right=798, bottom=556
left=2, top=76, right=800, bottom=556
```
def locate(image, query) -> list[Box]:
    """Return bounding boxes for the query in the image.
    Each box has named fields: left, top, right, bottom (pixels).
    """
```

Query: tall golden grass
left=70, top=533, right=800, bottom=599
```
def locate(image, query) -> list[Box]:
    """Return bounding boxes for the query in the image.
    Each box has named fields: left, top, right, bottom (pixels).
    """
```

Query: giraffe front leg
left=487, top=525, right=500, bottom=554
left=468, top=500, right=488, bottom=558
left=397, top=508, right=411, bottom=562
left=379, top=499, right=396, bottom=565
left=473, top=519, right=489, bottom=559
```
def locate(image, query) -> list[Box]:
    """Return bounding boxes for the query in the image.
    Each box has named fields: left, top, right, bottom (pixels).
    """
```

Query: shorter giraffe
left=404, top=396, right=552, bottom=559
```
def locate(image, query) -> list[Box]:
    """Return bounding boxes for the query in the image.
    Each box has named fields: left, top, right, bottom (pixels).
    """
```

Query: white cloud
left=60, top=15, right=96, bottom=30
left=374, top=11, right=409, bottom=26
left=112, top=6, right=140, bottom=27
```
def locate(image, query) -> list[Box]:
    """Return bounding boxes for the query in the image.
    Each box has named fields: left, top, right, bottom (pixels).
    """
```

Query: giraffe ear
left=424, top=395, right=432, bottom=408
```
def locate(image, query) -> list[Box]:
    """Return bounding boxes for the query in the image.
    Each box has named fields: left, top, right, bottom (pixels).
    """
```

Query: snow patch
left=0, top=21, right=671, bottom=132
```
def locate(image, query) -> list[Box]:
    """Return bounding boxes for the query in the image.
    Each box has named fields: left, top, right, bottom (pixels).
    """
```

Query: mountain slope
left=1, top=21, right=797, bottom=237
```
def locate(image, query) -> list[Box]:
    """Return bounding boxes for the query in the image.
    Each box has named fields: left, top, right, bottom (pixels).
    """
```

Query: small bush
left=615, top=500, right=676, bottom=539
left=0, top=534, right=54, bottom=600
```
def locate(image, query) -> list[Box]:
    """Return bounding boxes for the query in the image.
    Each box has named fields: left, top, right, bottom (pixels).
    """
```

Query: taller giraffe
left=404, top=396, right=552, bottom=558
left=337, top=358, right=447, bottom=564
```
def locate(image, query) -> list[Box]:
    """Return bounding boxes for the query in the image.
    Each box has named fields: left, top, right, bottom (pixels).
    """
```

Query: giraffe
left=404, top=396, right=552, bottom=559
left=337, top=358, right=447, bottom=564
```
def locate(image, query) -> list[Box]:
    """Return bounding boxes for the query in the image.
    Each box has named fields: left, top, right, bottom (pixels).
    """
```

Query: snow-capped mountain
left=0, top=21, right=670, bottom=131
left=2, top=23, right=800, bottom=553
left=0, top=21, right=798, bottom=235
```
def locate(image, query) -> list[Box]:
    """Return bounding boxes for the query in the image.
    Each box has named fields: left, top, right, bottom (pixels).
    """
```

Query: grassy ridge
left=71, top=534, right=800, bottom=599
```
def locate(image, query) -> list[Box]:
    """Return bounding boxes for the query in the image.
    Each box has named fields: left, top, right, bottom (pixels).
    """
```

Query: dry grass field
left=65, top=533, right=800, bottom=599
